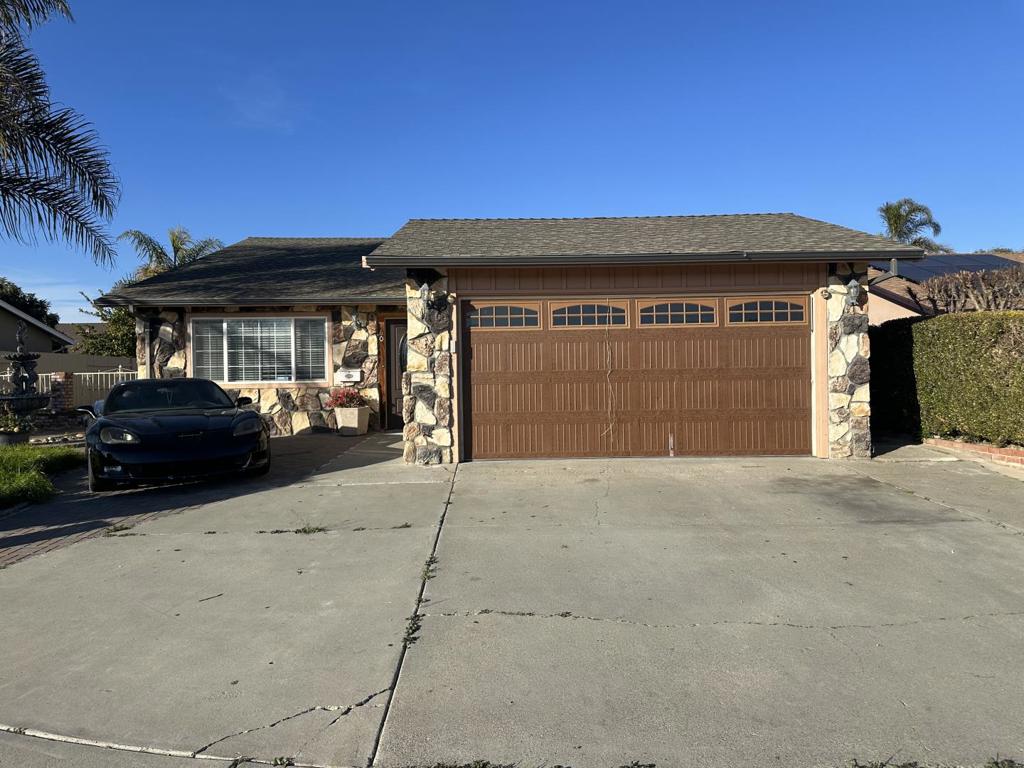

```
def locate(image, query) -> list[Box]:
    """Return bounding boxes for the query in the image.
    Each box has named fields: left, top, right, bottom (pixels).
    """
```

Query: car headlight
left=99, top=427, right=141, bottom=445
left=232, top=418, right=261, bottom=437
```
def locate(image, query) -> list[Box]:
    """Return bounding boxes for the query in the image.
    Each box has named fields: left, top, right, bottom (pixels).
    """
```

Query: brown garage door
left=462, top=296, right=812, bottom=459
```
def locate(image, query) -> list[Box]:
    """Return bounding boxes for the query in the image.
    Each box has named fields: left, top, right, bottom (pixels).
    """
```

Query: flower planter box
left=0, top=432, right=30, bottom=446
left=334, top=406, right=370, bottom=436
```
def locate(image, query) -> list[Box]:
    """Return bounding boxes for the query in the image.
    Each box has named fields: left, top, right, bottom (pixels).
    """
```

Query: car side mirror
left=235, top=396, right=253, bottom=407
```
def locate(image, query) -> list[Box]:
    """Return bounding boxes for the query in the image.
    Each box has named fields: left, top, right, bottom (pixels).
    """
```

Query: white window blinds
left=295, top=318, right=327, bottom=381
left=191, top=317, right=328, bottom=383
left=192, top=320, right=224, bottom=380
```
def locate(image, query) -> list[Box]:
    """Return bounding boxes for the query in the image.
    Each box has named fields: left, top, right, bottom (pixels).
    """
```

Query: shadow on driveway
left=0, top=432, right=400, bottom=566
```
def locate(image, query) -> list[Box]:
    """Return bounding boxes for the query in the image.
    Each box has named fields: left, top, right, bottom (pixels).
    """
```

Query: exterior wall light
left=846, top=278, right=862, bottom=307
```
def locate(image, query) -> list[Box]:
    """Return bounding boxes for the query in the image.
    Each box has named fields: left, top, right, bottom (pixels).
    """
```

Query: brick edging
left=925, top=437, right=1024, bottom=466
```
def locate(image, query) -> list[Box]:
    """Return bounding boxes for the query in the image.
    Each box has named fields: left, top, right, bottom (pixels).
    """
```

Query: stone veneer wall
left=134, top=304, right=395, bottom=436
left=825, top=265, right=872, bottom=458
left=400, top=274, right=455, bottom=465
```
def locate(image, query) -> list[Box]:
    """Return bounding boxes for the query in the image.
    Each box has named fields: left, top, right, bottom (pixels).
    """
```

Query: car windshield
left=105, top=380, right=235, bottom=413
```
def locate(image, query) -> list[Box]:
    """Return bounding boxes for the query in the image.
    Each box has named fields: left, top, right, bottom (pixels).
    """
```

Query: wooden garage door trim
left=462, top=295, right=812, bottom=459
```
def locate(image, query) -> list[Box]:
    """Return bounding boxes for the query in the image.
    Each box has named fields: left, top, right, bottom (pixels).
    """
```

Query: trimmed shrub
left=870, top=311, right=1024, bottom=445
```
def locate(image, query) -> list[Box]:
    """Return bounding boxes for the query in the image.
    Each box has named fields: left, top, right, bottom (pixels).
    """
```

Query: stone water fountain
left=0, top=321, right=51, bottom=445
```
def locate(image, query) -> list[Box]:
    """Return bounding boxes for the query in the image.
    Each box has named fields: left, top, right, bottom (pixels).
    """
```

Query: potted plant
left=0, top=409, right=31, bottom=446
left=326, top=387, right=370, bottom=436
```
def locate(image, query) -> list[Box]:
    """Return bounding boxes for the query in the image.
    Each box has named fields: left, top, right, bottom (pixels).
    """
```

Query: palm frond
left=180, top=236, right=224, bottom=264
left=0, top=32, right=50, bottom=117
left=166, top=225, right=193, bottom=265
left=0, top=31, right=119, bottom=263
left=0, top=165, right=116, bottom=264
left=2, top=106, right=120, bottom=217
left=910, top=236, right=954, bottom=254
left=878, top=198, right=942, bottom=245
left=0, top=0, right=71, bottom=31
left=117, top=229, right=170, bottom=268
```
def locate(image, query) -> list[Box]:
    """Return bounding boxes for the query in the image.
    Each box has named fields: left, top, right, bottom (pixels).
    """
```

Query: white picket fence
left=0, top=368, right=137, bottom=406
left=0, top=371, right=54, bottom=393
left=73, top=370, right=138, bottom=405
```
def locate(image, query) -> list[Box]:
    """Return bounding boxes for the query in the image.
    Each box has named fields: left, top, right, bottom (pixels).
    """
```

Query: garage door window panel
left=466, top=303, right=541, bottom=329
left=550, top=301, right=629, bottom=328
left=726, top=298, right=807, bottom=325
left=638, top=299, right=718, bottom=326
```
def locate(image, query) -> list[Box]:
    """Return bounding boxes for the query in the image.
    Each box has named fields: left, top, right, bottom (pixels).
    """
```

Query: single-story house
left=97, top=213, right=924, bottom=463
left=868, top=252, right=1022, bottom=325
left=0, top=298, right=75, bottom=353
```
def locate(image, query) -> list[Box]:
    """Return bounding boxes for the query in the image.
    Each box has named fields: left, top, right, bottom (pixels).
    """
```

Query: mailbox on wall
left=335, top=369, right=362, bottom=383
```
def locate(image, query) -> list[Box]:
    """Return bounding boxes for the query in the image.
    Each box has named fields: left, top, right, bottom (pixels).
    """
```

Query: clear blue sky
left=3, top=0, right=1023, bottom=321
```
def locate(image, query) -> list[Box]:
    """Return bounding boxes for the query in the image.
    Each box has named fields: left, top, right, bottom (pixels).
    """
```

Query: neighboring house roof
left=366, top=213, right=924, bottom=267
left=869, top=252, right=1021, bottom=283
left=992, top=251, right=1024, bottom=265
left=869, top=253, right=1024, bottom=315
left=868, top=267, right=928, bottom=314
left=0, top=298, right=75, bottom=346
left=96, top=238, right=407, bottom=307
left=56, top=322, right=105, bottom=346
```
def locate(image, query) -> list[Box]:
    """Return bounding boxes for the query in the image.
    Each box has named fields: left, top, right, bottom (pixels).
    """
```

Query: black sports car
left=80, top=378, right=271, bottom=493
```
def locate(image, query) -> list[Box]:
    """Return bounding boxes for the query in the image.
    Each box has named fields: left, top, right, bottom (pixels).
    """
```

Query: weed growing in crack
left=404, top=612, right=423, bottom=645
left=851, top=761, right=1022, bottom=768
left=422, top=554, right=439, bottom=580
left=392, top=522, right=413, bottom=529
left=104, top=523, right=134, bottom=535
left=294, top=525, right=327, bottom=535
left=271, top=757, right=294, bottom=766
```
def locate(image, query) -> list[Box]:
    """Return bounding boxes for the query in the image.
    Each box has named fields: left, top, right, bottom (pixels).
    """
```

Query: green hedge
left=870, top=311, right=1024, bottom=446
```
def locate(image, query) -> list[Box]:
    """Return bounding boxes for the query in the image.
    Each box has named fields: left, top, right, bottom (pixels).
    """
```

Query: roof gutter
left=365, top=248, right=925, bottom=268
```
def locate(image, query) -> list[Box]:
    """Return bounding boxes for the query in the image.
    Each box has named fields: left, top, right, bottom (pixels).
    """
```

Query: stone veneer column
left=401, top=273, right=455, bottom=465
left=825, top=265, right=871, bottom=458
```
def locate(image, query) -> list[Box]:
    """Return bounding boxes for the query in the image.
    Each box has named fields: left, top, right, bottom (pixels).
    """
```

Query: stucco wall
left=0, top=311, right=60, bottom=353
left=868, top=290, right=920, bottom=326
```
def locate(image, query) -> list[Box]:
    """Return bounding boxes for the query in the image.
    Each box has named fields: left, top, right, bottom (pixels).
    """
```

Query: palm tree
left=0, top=0, right=120, bottom=264
left=878, top=198, right=951, bottom=253
left=119, top=227, right=224, bottom=280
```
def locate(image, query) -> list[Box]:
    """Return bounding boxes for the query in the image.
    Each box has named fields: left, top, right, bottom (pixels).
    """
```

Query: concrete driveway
left=2, top=437, right=1024, bottom=767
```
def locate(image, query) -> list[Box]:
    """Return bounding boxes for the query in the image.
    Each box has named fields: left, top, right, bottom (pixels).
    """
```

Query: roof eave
left=94, top=294, right=407, bottom=308
left=0, top=298, right=75, bottom=345
left=365, top=248, right=925, bottom=268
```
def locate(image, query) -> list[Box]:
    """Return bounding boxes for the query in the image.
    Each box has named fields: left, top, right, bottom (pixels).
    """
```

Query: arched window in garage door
left=466, top=303, right=541, bottom=329
left=726, top=298, right=807, bottom=324
left=637, top=299, right=717, bottom=326
left=550, top=301, right=629, bottom=327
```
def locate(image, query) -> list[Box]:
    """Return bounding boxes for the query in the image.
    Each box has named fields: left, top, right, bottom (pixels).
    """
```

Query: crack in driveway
left=424, top=607, right=1024, bottom=633
left=193, top=687, right=391, bottom=757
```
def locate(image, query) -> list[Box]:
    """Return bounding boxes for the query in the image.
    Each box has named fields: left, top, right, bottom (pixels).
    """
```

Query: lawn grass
left=0, top=444, right=85, bottom=508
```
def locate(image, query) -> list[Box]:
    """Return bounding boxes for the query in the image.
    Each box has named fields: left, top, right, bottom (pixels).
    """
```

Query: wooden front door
left=384, top=319, right=407, bottom=430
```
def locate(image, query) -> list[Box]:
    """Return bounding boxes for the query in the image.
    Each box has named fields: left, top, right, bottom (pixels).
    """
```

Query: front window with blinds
left=191, top=318, right=328, bottom=383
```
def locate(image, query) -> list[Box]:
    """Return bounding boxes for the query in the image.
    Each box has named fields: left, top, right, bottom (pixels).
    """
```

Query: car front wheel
left=247, top=444, right=271, bottom=477
left=87, top=450, right=113, bottom=493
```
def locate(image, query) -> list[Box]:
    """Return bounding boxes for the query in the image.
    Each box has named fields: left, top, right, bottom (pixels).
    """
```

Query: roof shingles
left=98, top=238, right=407, bottom=307
left=366, top=213, right=921, bottom=265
